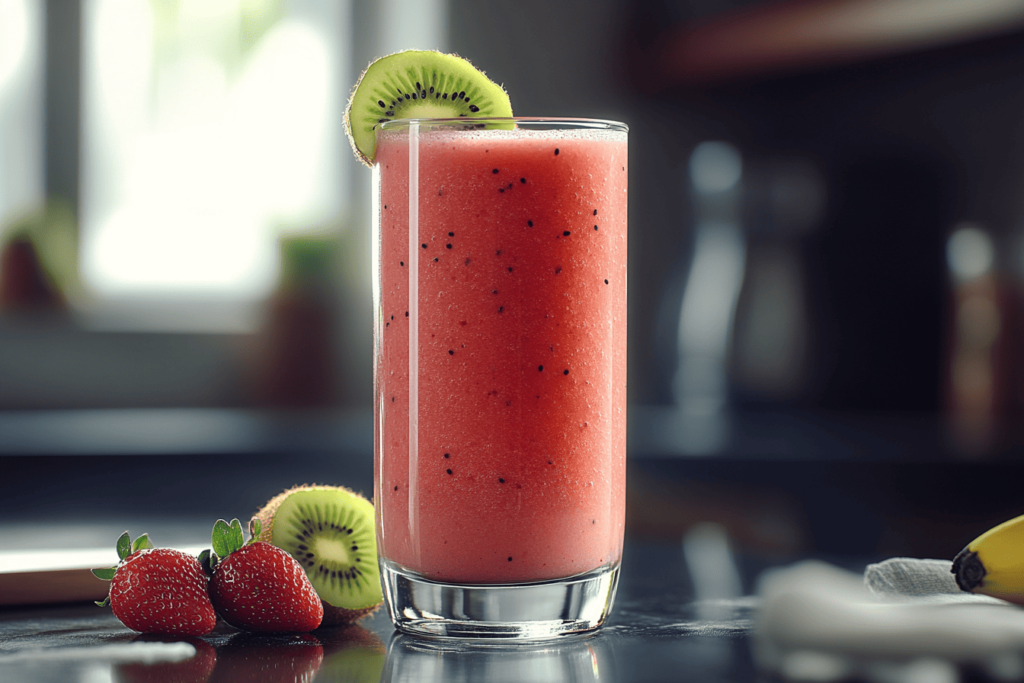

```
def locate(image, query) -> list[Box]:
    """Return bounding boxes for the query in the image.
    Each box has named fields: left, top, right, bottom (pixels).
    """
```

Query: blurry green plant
left=150, top=0, right=284, bottom=76
left=0, top=199, right=81, bottom=301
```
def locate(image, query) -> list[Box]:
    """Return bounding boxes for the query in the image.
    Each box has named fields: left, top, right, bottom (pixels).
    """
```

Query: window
left=80, top=0, right=349, bottom=331
left=0, top=0, right=44, bottom=225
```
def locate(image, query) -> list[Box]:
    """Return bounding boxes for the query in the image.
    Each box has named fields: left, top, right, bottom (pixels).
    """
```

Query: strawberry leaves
left=205, top=518, right=264, bottom=573
left=212, top=519, right=246, bottom=559
left=92, top=531, right=156, bottom=606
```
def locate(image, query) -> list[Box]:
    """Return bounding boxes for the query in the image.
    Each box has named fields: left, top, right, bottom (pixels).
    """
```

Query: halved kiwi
left=253, top=484, right=383, bottom=625
left=344, top=50, right=513, bottom=166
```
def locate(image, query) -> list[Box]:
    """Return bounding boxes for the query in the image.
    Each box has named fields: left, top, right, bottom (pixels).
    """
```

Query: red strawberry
left=93, top=532, right=217, bottom=637
left=207, top=519, right=323, bottom=633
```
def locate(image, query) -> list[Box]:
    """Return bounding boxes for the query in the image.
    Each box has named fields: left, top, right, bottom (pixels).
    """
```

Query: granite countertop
left=0, top=540, right=758, bottom=683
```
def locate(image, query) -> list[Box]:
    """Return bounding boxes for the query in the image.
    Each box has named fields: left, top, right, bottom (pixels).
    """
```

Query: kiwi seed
left=253, top=484, right=383, bottom=625
left=344, top=50, right=513, bottom=166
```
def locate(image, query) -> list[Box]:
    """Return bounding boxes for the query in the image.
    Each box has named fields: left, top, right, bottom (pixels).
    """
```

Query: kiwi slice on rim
left=344, top=50, right=513, bottom=166
left=253, top=484, right=382, bottom=625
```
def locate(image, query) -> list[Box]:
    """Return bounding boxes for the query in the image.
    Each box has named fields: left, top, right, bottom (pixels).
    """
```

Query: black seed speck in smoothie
left=555, top=267, right=562, bottom=275
left=446, top=469, right=453, bottom=475
left=538, top=365, right=544, bottom=372
left=449, top=231, right=455, bottom=236
left=448, top=350, right=454, bottom=355
left=563, top=231, right=571, bottom=236
left=605, top=279, right=609, bottom=284
left=498, top=478, right=505, bottom=483
left=394, top=486, right=399, bottom=491
left=520, top=178, right=526, bottom=184
left=508, top=557, right=513, bottom=561
left=498, top=306, right=504, bottom=313
left=563, top=369, right=569, bottom=375
left=421, top=243, right=427, bottom=249
left=492, top=168, right=499, bottom=174
left=593, top=209, right=598, bottom=215
left=594, top=225, right=599, bottom=231
left=527, top=220, right=533, bottom=227
left=446, top=244, right=452, bottom=249
left=554, top=148, right=560, bottom=156
left=444, top=453, right=450, bottom=459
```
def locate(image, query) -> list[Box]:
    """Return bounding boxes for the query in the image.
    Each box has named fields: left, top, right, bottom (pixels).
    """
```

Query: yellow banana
left=953, top=513, right=1024, bottom=603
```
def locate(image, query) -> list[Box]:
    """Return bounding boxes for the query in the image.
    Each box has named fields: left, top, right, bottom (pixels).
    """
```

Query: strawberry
left=93, top=532, right=217, bottom=637
left=207, top=518, right=323, bottom=633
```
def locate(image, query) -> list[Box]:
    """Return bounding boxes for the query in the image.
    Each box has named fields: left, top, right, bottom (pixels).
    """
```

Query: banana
left=952, top=513, right=1024, bottom=603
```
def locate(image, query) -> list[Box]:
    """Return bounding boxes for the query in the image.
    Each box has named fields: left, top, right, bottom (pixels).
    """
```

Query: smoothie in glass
left=373, top=120, right=627, bottom=587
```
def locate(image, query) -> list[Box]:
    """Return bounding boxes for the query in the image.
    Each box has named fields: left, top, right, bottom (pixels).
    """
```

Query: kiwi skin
left=253, top=484, right=382, bottom=626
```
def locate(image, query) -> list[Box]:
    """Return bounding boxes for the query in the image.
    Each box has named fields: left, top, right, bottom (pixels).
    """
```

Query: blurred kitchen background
left=4, top=0, right=1024, bottom=566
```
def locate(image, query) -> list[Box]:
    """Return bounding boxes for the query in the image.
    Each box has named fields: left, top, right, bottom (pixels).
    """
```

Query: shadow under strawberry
left=206, top=632, right=323, bottom=683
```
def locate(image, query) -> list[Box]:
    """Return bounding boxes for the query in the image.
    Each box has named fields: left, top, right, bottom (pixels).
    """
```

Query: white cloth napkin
left=753, top=558, right=1024, bottom=682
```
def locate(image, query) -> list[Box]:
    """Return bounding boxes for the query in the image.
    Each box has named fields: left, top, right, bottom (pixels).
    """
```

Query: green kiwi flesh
left=344, top=50, right=513, bottom=166
left=254, top=485, right=382, bottom=625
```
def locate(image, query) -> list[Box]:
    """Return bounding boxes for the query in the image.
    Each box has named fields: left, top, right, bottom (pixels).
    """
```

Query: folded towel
left=864, top=557, right=1004, bottom=604
left=753, top=559, right=1024, bottom=682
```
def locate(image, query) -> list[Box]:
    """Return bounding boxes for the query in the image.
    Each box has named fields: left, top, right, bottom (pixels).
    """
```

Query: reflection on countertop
left=0, top=541, right=758, bottom=683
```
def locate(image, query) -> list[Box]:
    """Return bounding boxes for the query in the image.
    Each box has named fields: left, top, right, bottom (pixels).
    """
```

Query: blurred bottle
left=944, top=223, right=1021, bottom=456
left=258, top=234, right=339, bottom=408
left=731, top=157, right=823, bottom=404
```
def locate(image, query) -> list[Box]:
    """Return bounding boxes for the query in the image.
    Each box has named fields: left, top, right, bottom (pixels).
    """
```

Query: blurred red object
left=0, top=238, right=65, bottom=312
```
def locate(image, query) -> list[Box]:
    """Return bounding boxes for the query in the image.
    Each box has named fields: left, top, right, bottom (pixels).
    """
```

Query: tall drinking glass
left=372, top=118, right=627, bottom=639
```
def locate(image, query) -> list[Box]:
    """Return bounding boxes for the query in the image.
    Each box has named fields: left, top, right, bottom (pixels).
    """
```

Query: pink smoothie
left=373, top=123, right=626, bottom=584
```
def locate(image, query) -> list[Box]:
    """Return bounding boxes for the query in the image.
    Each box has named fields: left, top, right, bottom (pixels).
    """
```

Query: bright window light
left=0, top=0, right=43, bottom=226
left=81, top=0, right=346, bottom=314
left=0, top=0, right=30, bottom=93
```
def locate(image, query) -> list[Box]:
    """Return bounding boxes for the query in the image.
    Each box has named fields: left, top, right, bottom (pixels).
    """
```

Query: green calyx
left=204, top=518, right=263, bottom=574
left=91, top=531, right=155, bottom=607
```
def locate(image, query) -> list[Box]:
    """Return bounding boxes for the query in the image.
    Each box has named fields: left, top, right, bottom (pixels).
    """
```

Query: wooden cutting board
left=0, top=546, right=206, bottom=606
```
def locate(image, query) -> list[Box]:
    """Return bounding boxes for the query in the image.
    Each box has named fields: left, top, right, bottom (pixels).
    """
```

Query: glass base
left=380, top=559, right=620, bottom=640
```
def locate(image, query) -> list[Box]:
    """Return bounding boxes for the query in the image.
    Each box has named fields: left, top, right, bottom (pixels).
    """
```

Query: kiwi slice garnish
left=253, top=484, right=383, bottom=625
left=344, top=50, right=513, bottom=166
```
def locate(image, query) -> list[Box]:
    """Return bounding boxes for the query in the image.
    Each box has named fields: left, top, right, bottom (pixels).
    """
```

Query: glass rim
left=378, top=116, right=628, bottom=133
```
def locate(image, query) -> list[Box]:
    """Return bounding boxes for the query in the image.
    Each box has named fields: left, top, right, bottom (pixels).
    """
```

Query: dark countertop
left=3, top=407, right=1021, bottom=681
left=0, top=540, right=758, bottom=683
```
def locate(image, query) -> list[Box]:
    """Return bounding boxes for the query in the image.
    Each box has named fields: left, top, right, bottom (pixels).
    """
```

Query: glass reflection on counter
left=382, top=633, right=613, bottom=683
